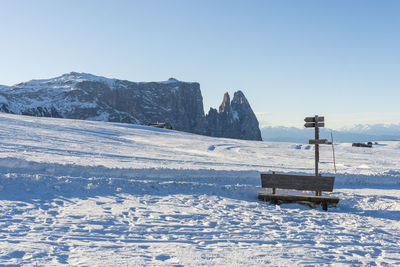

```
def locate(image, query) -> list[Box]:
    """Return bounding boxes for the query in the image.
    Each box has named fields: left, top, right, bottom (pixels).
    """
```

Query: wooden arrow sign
left=304, top=122, right=325, bottom=128
left=304, top=116, right=325, bottom=123
left=309, top=139, right=328, bottom=145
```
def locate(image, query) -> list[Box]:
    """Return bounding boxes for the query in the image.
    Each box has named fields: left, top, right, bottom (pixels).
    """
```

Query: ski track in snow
left=0, top=113, right=399, bottom=266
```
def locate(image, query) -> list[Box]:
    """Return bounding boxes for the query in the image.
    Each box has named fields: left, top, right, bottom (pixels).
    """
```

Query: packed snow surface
left=0, top=113, right=399, bottom=266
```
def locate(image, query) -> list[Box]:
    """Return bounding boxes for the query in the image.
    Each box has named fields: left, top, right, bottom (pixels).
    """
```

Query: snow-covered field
left=0, top=113, right=399, bottom=266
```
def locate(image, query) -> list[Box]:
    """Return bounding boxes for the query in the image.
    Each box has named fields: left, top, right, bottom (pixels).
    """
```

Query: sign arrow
left=304, top=116, right=324, bottom=123
left=304, top=122, right=325, bottom=128
left=309, top=139, right=329, bottom=145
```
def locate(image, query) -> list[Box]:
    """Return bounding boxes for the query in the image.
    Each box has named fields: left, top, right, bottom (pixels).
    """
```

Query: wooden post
left=271, top=171, right=276, bottom=194
left=314, top=115, right=319, bottom=177
left=331, top=132, right=337, bottom=174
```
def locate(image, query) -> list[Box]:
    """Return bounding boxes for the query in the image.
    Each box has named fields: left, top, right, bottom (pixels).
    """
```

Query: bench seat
left=258, top=193, right=339, bottom=210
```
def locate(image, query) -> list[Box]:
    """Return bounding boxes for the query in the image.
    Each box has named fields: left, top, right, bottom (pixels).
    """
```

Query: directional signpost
left=257, top=115, right=340, bottom=210
left=304, top=115, right=331, bottom=178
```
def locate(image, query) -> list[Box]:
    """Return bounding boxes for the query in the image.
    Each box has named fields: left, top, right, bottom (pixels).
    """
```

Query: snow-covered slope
left=0, top=113, right=399, bottom=265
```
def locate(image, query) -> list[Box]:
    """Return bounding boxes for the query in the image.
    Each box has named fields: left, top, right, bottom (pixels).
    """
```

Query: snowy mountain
left=0, top=72, right=261, bottom=140
left=0, top=113, right=399, bottom=265
left=341, top=123, right=400, bottom=136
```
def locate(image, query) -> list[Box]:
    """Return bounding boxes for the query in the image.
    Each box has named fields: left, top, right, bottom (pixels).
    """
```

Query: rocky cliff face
left=76, top=77, right=206, bottom=135
left=0, top=72, right=261, bottom=140
left=205, top=91, right=262, bottom=140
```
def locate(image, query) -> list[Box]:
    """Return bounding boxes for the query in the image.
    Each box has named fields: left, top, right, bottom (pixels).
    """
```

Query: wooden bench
left=258, top=172, right=340, bottom=211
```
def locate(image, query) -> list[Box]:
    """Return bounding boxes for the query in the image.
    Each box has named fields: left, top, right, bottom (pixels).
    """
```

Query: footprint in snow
left=155, top=254, right=171, bottom=261
left=5, top=250, right=25, bottom=259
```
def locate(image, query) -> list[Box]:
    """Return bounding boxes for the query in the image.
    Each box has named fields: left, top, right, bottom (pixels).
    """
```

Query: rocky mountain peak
left=219, top=92, right=231, bottom=113
left=206, top=90, right=262, bottom=141
left=232, top=90, right=249, bottom=105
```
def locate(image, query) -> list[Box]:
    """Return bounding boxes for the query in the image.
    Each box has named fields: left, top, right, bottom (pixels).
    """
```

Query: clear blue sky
left=1, top=0, right=399, bottom=129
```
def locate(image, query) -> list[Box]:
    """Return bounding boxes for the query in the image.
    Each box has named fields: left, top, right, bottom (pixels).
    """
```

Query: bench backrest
left=260, top=173, right=335, bottom=192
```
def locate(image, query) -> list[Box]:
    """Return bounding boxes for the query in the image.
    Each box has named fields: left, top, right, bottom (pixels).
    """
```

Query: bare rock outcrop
left=206, top=91, right=261, bottom=140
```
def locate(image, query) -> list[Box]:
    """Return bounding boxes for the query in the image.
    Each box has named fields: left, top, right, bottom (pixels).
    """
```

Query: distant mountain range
left=261, top=124, right=400, bottom=143
left=0, top=72, right=261, bottom=141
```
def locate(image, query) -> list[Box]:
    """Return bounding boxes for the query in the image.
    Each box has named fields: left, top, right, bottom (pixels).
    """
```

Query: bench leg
left=322, top=201, right=328, bottom=211
left=271, top=199, right=279, bottom=205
